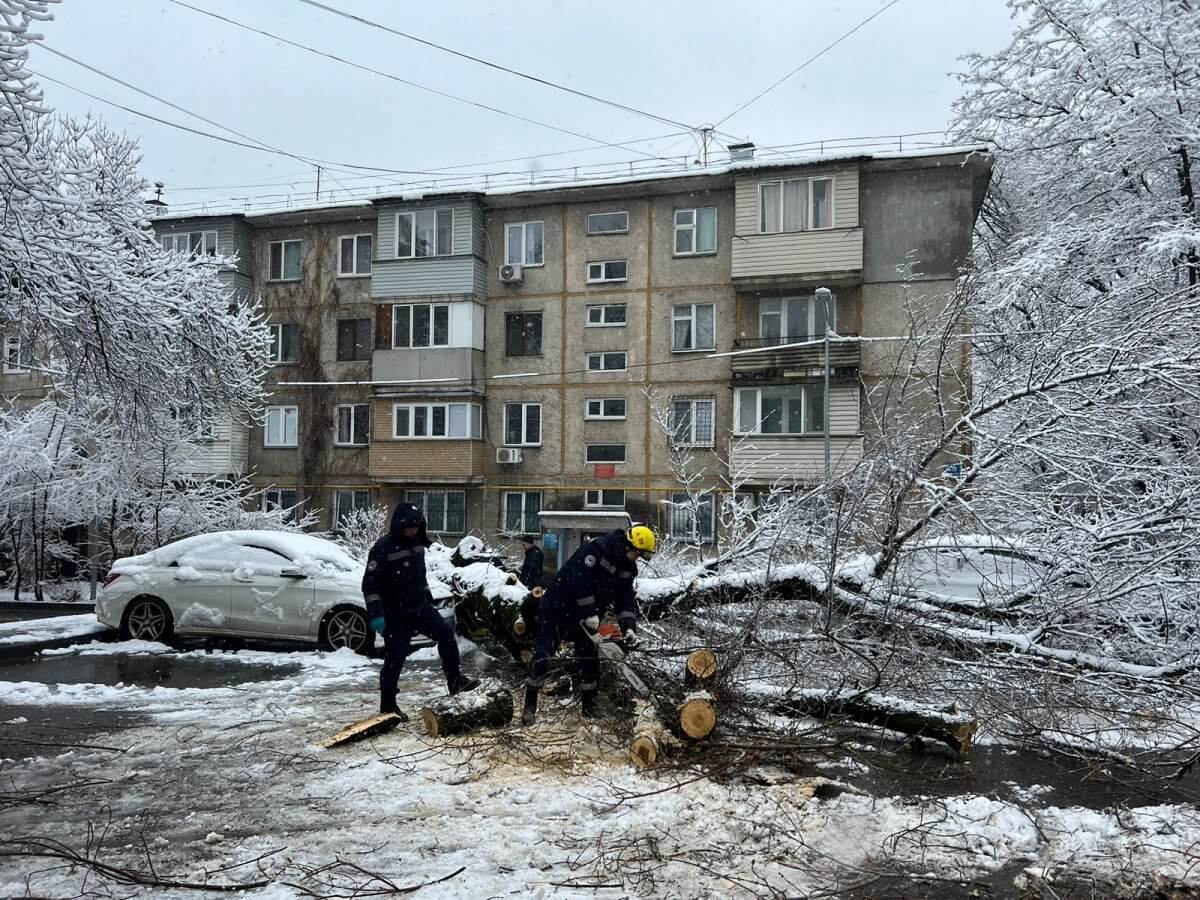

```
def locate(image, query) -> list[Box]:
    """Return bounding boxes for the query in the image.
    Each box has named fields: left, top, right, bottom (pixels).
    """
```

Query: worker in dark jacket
left=522, top=525, right=656, bottom=725
left=517, top=535, right=544, bottom=590
left=362, top=502, right=479, bottom=718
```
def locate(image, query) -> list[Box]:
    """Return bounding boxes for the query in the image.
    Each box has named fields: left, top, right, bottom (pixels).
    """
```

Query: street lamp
left=815, top=287, right=834, bottom=482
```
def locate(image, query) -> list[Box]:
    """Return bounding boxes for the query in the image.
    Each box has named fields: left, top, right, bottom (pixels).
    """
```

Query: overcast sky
left=28, top=0, right=1016, bottom=215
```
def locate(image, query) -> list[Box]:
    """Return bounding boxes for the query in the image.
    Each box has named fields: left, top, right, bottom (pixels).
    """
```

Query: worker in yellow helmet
left=521, top=523, right=656, bottom=726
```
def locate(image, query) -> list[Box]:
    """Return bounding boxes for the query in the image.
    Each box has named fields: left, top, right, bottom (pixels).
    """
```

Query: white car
left=97, top=530, right=455, bottom=653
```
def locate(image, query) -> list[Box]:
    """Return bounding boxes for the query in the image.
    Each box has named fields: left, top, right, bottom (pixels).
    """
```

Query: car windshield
left=892, top=544, right=1049, bottom=605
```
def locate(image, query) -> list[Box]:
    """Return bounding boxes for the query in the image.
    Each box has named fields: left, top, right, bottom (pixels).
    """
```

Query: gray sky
left=29, top=0, right=1015, bottom=215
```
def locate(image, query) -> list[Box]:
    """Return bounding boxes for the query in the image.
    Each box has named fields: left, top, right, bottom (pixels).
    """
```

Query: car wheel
left=120, top=596, right=174, bottom=643
left=320, top=607, right=370, bottom=654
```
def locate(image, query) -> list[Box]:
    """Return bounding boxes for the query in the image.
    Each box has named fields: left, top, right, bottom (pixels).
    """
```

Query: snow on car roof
left=111, top=530, right=360, bottom=574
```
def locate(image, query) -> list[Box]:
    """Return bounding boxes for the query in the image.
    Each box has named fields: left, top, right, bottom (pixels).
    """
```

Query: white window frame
left=733, top=385, right=826, bottom=436
left=504, top=220, right=544, bottom=267
left=503, top=402, right=542, bottom=447
left=668, top=492, right=716, bottom=542
left=391, top=402, right=482, bottom=440
left=585, top=443, right=626, bottom=465
left=338, top=233, right=373, bottom=277
left=268, top=239, right=302, bottom=281
left=264, top=405, right=299, bottom=448
left=671, top=303, right=716, bottom=352
left=262, top=488, right=299, bottom=517
left=585, top=397, right=626, bottom=420
left=502, top=490, right=542, bottom=534
left=586, top=259, right=627, bottom=283
left=585, top=489, right=625, bottom=508
left=396, top=208, right=455, bottom=258
left=161, top=230, right=217, bottom=257
left=3, top=336, right=30, bottom=375
left=333, top=489, right=371, bottom=530
left=586, top=211, right=629, bottom=235
left=585, top=351, right=627, bottom=372
left=267, top=323, right=300, bottom=364
left=585, top=304, right=627, bottom=327
left=673, top=207, right=718, bottom=256
left=758, top=176, right=835, bottom=234
left=670, top=397, right=716, bottom=448
left=405, top=489, right=466, bottom=534
left=334, top=403, right=370, bottom=447
left=759, top=294, right=837, bottom=344
left=391, top=303, right=450, bottom=349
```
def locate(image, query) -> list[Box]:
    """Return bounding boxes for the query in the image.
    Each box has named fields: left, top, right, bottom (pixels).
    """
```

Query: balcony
left=729, top=434, right=864, bottom=484
left=368, top=439, right=487, bottom=484
left=730, top=335, right=860, bottom=377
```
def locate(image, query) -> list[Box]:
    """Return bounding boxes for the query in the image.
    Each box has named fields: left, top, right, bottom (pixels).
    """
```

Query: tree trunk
left=678, top=694, right=717, bottom=740
left=420, top=688, right=513, bottom=738
left=685, top=648, right=718, bottom=684
left=772, top=690, right=977, bottom=754
left=629, top=702, right=676, bottom=768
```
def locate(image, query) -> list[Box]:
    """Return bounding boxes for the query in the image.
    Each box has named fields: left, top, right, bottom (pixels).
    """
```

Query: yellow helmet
left=626, top=524, right=657, bottom=559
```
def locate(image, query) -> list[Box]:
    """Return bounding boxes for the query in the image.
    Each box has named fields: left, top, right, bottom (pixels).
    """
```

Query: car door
left=163, top=553, right=232, bottom=637
left=225, top=544, right=317, bottom=639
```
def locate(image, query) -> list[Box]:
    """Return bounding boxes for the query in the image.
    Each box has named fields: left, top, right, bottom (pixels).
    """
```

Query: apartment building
left=144, top=145, right=991, bottom=560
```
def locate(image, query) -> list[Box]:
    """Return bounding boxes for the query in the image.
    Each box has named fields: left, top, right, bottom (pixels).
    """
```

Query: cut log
left=630, top=733, right=660, bottom=768
left=320, top=712, right=404, bottom=749
left=678, top=694, right=717, bottom=740
left=685, top=648, right=718, bottom=682
left=629, top=701, right=677, bottom=768
left=420, top=689, right=514, bottom=738
left=772, top=690, right=978, bottom=754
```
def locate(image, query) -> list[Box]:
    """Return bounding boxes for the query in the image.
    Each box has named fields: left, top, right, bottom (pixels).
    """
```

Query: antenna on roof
left=145, top=181, right=168, bottom=217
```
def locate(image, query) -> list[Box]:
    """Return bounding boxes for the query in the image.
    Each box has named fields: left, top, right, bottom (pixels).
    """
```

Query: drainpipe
left=815, top=287, right=833, bottom=482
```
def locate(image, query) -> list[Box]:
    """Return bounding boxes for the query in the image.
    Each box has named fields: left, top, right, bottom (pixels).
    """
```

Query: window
left=269, top=240, right=302, bottom=280
left=161, top=230, right=218, bottom=257
left=505, top=221, right=544, bottom=266
left=392, top=303, right=450, bottom=348
left=759, top=294, right=837, bottom=345
left=169, top=405, right=213, bottom=442
left=392, top=403, right=481, bottom=439
left=674, top=207, right=717, bottom=255
left=333, top=489, right=370, bottom=530
left=585, top=304, right=626, bottom=326
left=335, top=404, right=369, bottom=446
left=338, top=234, right=373, bottom=276
left=268, top=323, right=300, bottom=364
left=505, top=312, right=543, bottom=356
left=405, top=489, right=466, bottom=534
left=585, top=444, right=626, bottom=464
left=503, top=491, right=541, bottom=534
left=585, top=398, right=626, bottom=420
left=3, top=336, right=30, bottom=374
left=264, top=406, right=298, bottom=447
left=504, top=402, right=542, bottom=446
left=670, top=397, right=715, bottom=447
left=262, top=488, right=299, bottom=520
left=396, top=208, right=454, bottom=258
left=585, top=489, right=625, bottom=508
left=586, top=260, right=627, bottom=283
left=672, top=303, right=716, bottom=351
left=586, top=211, right=628, bottom=235
left=336, top=319, right=372, bottom=361
left=668, top=493, right=715, bottom=542
left=585, top=351, right=627, bottom=372
left=734, top=385, right=825, bottom=435
left=758, top=176, right=834, bottom=233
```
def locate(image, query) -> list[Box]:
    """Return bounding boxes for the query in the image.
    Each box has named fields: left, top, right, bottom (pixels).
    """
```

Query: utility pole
left=815, top=286, right=834, bottom=482
left=315, top=166, right=321, bottom=200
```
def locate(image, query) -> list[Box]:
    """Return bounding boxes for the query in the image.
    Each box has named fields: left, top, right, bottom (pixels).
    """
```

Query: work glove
left=370, top=616, right=386, bottom=635
left=622, top=628, right=639, bottom=650
left=580, top=615, right=603, bottom=646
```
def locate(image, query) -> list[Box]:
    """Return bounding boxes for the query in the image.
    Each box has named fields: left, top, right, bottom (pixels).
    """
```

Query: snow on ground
left=0, top=612, right=108, bottom=646
left=1, top=640, right=1198, bottom=897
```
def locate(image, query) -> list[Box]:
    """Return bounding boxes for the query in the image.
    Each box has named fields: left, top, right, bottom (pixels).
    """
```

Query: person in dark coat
left=517, top=535, right=544, bottom=590
left=521, top=525, right=656, bottom=725
left=362, top=502, right=479, bottom=718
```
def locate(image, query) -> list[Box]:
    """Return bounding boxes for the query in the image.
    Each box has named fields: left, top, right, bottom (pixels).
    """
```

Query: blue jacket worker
left=362, top=502, right=479, bottom=718
left=518, top=535, right=544, bottom=590
left=522, top=525, right=656, bottom=726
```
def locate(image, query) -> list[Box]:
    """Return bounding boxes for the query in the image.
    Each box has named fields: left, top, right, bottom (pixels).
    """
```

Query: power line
left=168, top=1, right=678, bottom=162
left=292, top=0, right=697, bottom=133
left=715, top=0, right=904, bottom=128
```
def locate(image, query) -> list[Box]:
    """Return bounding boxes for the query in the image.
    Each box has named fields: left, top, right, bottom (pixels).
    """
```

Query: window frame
left=391, top=302, right=450, bottom=349
left=268, top=239, right=302, bottom=281
left=161, top=230, right=218, bottom=257
left=668, top=492, right=716, bottom=542
left=585, top=259, right=628, bottom=284
left=267, top=322, right=301, bottom=365
left=335, top=318, right=372, bottom=362
left=585, top=443, right=626, bottom=464
left=334, top=403, right=370, bottom=447
left=584, top=397, right=627, bottom=420
left=673, top=206, right=718, bottom=256
left=261, top=488, right=300, bottom=519
left=733, top=385, right=826, bottom=436
left=585, top=351, right=627, bottom=372
left=585, top=303, right=627, bottom=327
left=391, top=402, right=482, bottom=440
left=333, top=489, right=371, bottom=531
left=758, top=293, right=837, bottom=345
left=504, top=311, right=543, bottom=357
left=670, top=397, right=716, bottom=448
left=584, top=489, right=625, bottom=508
left=338, top=233, right=373, bottom=277
left=3, top=335, right=30, bottom=375
left=504, top=220, right=545, bottom=267
left=264, top=405, right=299, bottom=448
left=502, top=490, right=542, bottom=534
left=586, top=211, right=629, bottom=235
left=503, top=402, right=542, bottom=447
left=405, top=489, right=466, bottom=534
left=671, top=303, right=716, bottom=352
left=395, top=208, right=455, bottom=259
left=757, top=176, right=835, bottom=234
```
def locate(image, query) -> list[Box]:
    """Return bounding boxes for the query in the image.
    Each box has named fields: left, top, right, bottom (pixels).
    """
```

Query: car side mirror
left=279, top=567, right=308, bottom=580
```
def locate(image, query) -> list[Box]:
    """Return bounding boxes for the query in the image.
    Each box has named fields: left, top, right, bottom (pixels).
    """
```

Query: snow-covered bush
left=333, top=505, right=388, bottom=561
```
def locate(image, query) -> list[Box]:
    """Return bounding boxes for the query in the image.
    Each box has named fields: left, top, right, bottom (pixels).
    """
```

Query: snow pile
left=637, top=561, right=827, bottom=602
left=424, top=540, right=525, bottom=606
left=0, top=613, right=109, bottom=646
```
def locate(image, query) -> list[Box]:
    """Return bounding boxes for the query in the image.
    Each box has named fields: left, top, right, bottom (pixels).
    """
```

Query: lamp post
left=815, top=286, right=833, bottom=482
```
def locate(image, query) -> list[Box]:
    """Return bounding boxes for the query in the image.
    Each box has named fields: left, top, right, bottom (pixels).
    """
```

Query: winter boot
left=521, top=686, right=539, bottom=726
left=380, top=691, right=410, bottom=722
left=581, top=689, right=600, bottom=719
left=448, top=673, right=481, bottom=696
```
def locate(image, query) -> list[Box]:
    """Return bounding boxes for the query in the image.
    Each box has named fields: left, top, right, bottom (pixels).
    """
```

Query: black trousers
left=525, top=594, right=600, bottom=694
left=380, top=602, right=459, bottom=702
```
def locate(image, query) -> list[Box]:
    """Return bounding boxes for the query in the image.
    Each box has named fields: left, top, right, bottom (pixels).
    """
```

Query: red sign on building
left=593, top=464, right=616, bottom=479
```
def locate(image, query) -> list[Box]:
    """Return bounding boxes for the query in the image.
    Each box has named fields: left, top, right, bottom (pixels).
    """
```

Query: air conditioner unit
left=499, top=263, right=523, bottom=284
left=496, top=447, right=523, bottom=464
